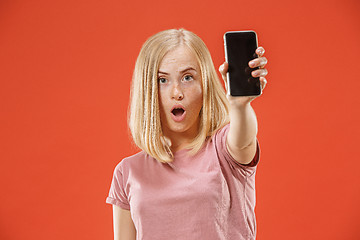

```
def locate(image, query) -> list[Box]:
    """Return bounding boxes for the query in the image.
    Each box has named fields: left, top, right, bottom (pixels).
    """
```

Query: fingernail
left=249, top=61, right=255, bottom=67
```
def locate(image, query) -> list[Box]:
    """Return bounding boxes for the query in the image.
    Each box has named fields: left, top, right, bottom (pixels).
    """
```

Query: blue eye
left=158, top=77, right=167, bottom=84
left=183, top=75, right=193, bottom=81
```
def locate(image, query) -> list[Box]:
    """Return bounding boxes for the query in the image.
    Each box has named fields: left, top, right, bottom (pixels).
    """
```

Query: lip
left=170, top=104, right=186, bottom=122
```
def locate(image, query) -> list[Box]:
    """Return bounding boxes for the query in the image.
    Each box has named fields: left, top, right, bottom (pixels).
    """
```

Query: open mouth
left=171, top=108, right=185, bottom=116
left=170, top=105, right=186, bottom=122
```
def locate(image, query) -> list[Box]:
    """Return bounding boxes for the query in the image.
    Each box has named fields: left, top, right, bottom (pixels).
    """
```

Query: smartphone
left=224, top=31, right=260, bottom=96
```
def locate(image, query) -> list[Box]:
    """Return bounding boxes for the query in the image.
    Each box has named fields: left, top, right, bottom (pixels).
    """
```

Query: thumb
left=219, top=62, right=229, bottom=93
left=218, top=62, right=228, bottom=80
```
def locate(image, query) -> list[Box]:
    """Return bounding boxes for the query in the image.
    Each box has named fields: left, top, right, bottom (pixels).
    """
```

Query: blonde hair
left=128, top=28, right=229, bottom=163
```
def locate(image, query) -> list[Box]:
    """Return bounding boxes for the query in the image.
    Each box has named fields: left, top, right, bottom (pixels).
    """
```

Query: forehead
left=159, top=45, right=200, bottom=71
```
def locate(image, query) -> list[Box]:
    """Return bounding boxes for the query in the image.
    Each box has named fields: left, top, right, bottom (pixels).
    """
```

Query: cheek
left=190, top=84, right=203, bottom=113
left=193, top=84, right=203, bottom=102
left=158, top=86, right=167, bottom=107
left=158, top=86, right=169, bottom=119
left=184, top=81, right=202, bottom=98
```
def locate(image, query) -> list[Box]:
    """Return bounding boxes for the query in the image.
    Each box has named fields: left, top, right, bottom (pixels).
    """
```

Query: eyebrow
left=158, top=67, right=197, bottom=75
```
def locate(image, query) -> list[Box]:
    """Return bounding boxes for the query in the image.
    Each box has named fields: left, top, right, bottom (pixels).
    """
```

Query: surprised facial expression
left=158, top=45, right=203, bottom=142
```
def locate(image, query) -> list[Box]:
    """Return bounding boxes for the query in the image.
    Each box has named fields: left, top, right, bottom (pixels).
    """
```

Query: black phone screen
left=224, top=31, right=260, bottom=96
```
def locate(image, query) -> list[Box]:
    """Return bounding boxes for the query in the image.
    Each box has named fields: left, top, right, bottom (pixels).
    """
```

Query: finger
left=219, top=62, right=228, bottom=80
left=219, top=62, right=229, bottom=92
left=251, top=68, right=268, bottom=78
left=256, top=47, right=265, bottom=57
left=249, top=57, right=268, bottom=68
left=219, top=62, right=228, bottom=75
left=260, top=77, right=267, bottom=91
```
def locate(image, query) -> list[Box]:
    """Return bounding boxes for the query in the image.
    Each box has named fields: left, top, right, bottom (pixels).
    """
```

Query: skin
left=112, top=206, right=136, bottom=240
left=219, top=46, right=268, bottom=164
left=112, top=46, right=268, bottom=240
left=157, top=45, right=203, bottom=152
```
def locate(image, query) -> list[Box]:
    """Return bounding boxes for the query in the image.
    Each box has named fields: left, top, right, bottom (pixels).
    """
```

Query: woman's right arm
left=112, top=205, right=136, bottom=240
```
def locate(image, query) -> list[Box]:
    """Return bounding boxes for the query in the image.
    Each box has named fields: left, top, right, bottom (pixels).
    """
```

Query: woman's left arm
left=219, top=47, right=268, bottom=165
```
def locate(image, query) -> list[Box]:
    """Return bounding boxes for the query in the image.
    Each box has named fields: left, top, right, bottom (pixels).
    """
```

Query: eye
left=183, top=74, right=193, bottom=81
left=158, top=77, right=167, bottom=84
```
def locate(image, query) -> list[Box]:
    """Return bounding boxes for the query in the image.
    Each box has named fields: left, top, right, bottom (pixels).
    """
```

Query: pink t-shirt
left=106, top=124, right=260, bottom=240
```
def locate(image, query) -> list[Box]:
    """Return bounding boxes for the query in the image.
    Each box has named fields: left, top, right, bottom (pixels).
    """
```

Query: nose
left=171, top=83, right=184, bottom=100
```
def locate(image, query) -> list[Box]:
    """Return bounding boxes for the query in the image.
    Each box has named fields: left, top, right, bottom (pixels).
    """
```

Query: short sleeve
left=214, top=124, right=260, bottom=174
left=106, top=162, right=130, bottom=210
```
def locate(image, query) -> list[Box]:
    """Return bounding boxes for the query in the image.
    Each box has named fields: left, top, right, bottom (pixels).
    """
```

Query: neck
left=170, top=136, right=195, bottom=152
left=163, top=122, right=200, bottom=152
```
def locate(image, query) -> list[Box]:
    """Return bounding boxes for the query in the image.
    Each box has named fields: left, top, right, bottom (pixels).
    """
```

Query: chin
left=167, top=123, right=190, bottom=133
left=164, top=120, right=199, bottom=136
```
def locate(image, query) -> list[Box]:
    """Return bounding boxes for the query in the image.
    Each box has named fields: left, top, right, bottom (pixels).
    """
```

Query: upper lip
left=171, top=104, right=186, bottom=113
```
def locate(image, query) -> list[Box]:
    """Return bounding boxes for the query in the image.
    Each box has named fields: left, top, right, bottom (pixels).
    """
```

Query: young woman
left=106, top=28, right=268, bottom=240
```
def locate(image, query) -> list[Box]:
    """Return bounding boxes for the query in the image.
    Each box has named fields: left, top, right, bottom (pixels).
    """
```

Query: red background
left=1, top=0, right=359, bottom=239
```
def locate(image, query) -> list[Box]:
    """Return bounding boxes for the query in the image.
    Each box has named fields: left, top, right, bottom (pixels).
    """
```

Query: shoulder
left=119, top=151, right=147, bottom=165
left=115, top=151, right=145, bottom=168
left=114, top=151, right=157, bottom=174
left=211, top=123, right=260, bottom=170
left=211, top=123, right=230, bottom=143
left=198, top=123, right=229, bottom=156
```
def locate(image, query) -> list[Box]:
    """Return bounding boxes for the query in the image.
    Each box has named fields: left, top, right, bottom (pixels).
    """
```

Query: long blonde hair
left=128, top=28, right=229, bottom=163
